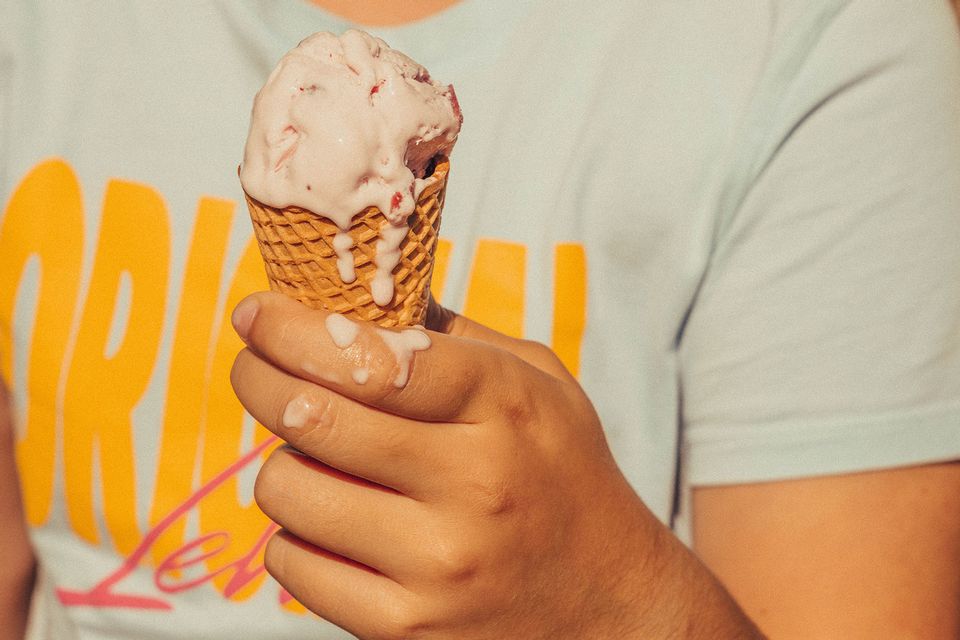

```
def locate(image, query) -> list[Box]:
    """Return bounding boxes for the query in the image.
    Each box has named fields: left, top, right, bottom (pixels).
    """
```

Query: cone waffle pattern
left=245, top=159, right=448, bottom=328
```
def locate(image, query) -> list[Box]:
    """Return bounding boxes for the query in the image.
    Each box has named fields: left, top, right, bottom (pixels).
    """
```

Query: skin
left=0, top=383, right=34, bottom=640
left=232, top=293, right=960, bottom=639
left=695, top=464, right=960, bottom=639
left=232, top=291, right=763, bottom=639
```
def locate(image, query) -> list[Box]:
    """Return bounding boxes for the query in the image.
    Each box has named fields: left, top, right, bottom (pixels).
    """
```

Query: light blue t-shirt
left=2, top=1, right=960, bottom=638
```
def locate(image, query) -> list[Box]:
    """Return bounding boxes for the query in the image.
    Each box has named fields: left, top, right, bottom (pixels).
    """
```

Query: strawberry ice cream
left=240, top=29, right=461, bottom=309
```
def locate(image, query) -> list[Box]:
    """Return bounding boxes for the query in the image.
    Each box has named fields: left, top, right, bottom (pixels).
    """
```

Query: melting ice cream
left=240, top=30, right=461, bottom=305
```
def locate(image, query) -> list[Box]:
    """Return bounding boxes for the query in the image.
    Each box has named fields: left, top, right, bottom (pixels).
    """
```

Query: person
left=2, top=0, right=959, bottom=638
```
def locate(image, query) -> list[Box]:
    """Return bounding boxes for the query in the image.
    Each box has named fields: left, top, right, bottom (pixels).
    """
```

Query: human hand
left=230, top=291, right=675, bottom=639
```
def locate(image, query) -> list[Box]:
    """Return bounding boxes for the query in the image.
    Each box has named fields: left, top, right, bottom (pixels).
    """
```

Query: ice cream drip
left=375, top=326, right=431, bottom=389
left=325, top=312, right=360, bottom=349
left=282, top=393, right=327, bottom=430
left=323, top=312, right=430, bottom=389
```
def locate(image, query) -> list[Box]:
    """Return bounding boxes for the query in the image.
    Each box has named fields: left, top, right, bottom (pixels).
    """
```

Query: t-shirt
left=3, top=1, right=960, bottom=638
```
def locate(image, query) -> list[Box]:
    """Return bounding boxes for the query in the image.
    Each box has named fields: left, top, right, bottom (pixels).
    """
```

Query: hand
left=230, top=292, right=750, bottom=639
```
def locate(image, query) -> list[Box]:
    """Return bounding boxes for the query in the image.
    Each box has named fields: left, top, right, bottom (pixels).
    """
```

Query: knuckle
left=398, top=360, right=433, bottom=401
left=519, top=338, right=555, bottom=362
left=349, top=347, right=403, bottom=405
left=459, top=432, right=524, bottom=517
left=301, top=401, right=344, bottom=455
left=470, top=476, right=518, bottom=517
left=515, top=338, right=572, bottom=380
left=366, top=374, right=398, bottom=406
left=428, top=537, right=481, bottom=586
left=499, top=378, right=538, bottom=428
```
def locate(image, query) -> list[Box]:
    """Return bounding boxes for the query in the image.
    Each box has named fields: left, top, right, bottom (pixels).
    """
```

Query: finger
left=233, top=291, right=549, bottom=424
left=265, top=530, right=412, bottom=640
left=232, top=347, right=458, bottom=494
left=256, top=447, right=431, bottom=580
left=427, top=296, right=575, bottom=382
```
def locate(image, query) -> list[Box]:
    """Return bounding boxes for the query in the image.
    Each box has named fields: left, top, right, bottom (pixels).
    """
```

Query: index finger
left=232, top=291, right=544, bottom=424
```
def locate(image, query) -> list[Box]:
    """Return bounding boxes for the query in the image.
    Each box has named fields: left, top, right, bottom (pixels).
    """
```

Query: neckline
left=278, top=0, right=481, bottom=34
left=258, top=0, right=514, bottom=69
left=298, top=0, right=464, bottom=28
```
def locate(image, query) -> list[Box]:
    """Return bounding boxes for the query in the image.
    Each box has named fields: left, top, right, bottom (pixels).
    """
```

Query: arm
left=694, top=463, right=960, bottom=639
left=0, top=382, right=36, bottom=640
left=232, top=292, right=766, bottom=639
left=234, top=292, right=960, bottom=638
left=679, top=3, right=960, bottom=635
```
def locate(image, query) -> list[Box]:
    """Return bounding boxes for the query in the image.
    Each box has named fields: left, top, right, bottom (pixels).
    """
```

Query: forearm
left=652, top=531, right=766, bottom=639
left=618, top=516, right=766, bottom=640
left=0, top=384, right=36, bottom=640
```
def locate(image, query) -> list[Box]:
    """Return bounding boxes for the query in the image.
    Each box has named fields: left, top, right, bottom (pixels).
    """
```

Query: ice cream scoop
left=240, top=29, right=461, bottom=325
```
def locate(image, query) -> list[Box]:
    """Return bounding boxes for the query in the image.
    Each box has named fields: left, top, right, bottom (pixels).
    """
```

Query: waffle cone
left=244, top=158, right=448, bottom=328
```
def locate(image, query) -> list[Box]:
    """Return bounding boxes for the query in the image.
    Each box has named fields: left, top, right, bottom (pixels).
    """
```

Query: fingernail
left=232, top=296, right=259, bottom=341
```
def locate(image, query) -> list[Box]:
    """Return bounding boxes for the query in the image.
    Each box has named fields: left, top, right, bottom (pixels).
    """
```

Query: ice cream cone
left=244, top=157, right=448, bottom=328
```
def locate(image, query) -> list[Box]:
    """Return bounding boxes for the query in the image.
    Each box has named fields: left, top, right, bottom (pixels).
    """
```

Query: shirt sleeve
left=678, top=0, right=960, bottom=486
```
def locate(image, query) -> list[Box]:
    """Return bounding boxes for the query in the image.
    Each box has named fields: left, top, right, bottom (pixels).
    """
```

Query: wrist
left=592, top=499, right=765, bottom=640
